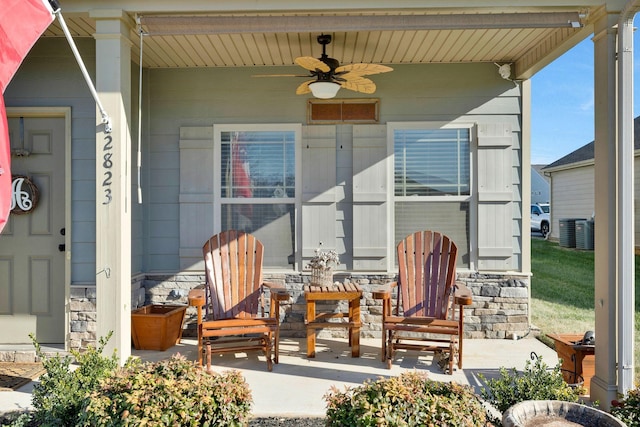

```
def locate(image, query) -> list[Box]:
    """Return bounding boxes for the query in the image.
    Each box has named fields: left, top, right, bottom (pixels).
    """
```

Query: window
left=391, top=123, right=473, bottom=268
left=214, top=125, right=300, bottom=268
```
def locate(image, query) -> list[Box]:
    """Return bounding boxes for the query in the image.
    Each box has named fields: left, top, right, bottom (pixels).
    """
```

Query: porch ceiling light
left=309, top=81, right=340, bottom=99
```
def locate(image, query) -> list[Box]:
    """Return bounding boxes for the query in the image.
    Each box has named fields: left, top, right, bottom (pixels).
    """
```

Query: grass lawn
left=530, top=238, right=640, bottom=383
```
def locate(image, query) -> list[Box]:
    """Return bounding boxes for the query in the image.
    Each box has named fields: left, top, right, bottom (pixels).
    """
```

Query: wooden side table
left=304, top=283, right=363, bottom=358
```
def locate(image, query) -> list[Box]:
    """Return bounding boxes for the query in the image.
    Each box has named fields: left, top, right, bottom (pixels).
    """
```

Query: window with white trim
left=214, top=125, right=300, bottom=268
left=391, top=123, right=473, bottom=268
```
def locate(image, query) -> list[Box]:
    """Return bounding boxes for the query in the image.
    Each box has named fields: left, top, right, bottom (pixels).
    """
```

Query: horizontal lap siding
left=149, top=63, right=523, bottom=272
left=10, top=44, right=525, bottom=277
left=179, top=128, right=214, bottom=271
left=548, top=165, right=594, bottom=240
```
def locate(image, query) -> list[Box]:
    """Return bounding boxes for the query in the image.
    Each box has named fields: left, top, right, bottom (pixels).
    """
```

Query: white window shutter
left=179, top=126, right=214, bottom=270
left=301, top=126, right=337, bottom=261
left=477, top=123, right=513, bottom=271
left=352, top=125, right=388, bottom=271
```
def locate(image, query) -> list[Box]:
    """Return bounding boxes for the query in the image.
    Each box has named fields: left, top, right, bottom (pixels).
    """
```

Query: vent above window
left=307, top=99, right=379, bottom=124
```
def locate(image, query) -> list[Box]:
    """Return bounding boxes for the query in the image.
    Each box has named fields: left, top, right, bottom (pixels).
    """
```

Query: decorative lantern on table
left=307, top=246, right=340, bottom=286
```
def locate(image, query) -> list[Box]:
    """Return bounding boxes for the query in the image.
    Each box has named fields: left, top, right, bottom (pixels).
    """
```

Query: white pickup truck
left=531, top=203, right=550, bottom=238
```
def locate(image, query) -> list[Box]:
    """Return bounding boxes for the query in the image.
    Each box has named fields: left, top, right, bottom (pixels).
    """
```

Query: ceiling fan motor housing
left=317, top=34, right=332, bottom=46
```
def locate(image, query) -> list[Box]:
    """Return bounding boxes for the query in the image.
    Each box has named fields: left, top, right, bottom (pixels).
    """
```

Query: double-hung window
left=390, top=122, right=473, bottom=268
left=214, top=124, right=300, bottom=268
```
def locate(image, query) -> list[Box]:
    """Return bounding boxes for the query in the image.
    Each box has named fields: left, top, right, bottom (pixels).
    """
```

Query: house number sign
left=102, top=134, right=113, bottom=205
left=11, top=175, right=39, bottom=215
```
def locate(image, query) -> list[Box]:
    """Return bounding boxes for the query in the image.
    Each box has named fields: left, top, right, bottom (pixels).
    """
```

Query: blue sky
left=531, top=16, right=640, bottom=165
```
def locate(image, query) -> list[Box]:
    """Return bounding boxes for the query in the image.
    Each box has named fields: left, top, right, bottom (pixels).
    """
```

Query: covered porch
left=5, top=0, right=636, bottom=410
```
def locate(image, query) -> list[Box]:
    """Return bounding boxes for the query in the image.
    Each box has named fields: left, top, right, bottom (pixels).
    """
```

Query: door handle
left=58, top=244, right=65, bottom=252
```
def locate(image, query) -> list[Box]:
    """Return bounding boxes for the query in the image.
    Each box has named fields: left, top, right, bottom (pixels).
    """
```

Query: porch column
left=590, top=13, right=619, bottom=408
left=91, top=9, right=133, bottom=363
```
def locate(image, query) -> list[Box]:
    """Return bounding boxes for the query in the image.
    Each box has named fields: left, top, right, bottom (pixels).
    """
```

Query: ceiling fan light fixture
left=309, top=81, right=340, bottom=99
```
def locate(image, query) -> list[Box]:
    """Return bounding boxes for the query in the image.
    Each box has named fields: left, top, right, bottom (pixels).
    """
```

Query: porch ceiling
left=42, top=7, right=602, bottom=79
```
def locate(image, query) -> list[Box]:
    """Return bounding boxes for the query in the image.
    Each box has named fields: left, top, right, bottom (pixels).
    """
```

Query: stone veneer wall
left=68, top=275, right=147, bottom=350
left=69, top=286, right=96, bottom=350
left=68, top=272, right=530, bottom=350
left=143, top=271, right=532, bottom=341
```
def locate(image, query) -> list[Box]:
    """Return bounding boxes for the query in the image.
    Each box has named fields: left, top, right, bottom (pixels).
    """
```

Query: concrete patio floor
left=0, top=336, right=559, bottom=418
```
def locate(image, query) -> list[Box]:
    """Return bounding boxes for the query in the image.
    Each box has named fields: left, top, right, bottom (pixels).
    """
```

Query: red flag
left=0, top=0, right=54, bottom=232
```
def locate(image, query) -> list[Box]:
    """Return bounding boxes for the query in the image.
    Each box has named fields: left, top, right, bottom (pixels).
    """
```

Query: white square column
left=91, top=9, right=133, bottom=363
left=590, top=12, right=619, bottom=408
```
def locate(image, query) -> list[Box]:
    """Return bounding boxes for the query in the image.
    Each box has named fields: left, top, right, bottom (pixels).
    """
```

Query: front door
left=0, top=115, right=66, bottom=344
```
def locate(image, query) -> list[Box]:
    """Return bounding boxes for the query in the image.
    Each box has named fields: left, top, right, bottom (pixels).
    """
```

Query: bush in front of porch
left=324, top=371, right=488, bottom=426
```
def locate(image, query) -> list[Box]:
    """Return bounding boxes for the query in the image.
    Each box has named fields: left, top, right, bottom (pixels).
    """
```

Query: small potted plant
left=306, top=244, right=340, bottom=286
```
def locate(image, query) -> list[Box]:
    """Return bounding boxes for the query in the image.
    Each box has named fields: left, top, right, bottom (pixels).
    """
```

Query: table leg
left=307, top=300, right=316, bottom=358
left=350, top=297, right=361, bottom=357
left=348, top=300, right=353, bottom=346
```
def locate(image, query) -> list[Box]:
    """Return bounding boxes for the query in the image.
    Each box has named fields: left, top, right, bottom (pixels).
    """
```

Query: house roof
left=44, top=1, right=609, bottom=79
left=543, top=116, right=640, bottom=170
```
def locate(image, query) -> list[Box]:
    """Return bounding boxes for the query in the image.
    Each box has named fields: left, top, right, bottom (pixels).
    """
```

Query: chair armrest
left=453, top=282, right=473, bottom=306
left=188, top=288, right=206, bottom=307
left=372, top=282, right=398, bottom=300
left=263, top=281, right=290, bottom=301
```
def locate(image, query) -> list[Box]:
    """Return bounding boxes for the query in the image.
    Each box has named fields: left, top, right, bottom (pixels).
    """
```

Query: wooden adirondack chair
left=188, top=231, right=289, bottom=372
left=373, top=230, right=473, bottom=373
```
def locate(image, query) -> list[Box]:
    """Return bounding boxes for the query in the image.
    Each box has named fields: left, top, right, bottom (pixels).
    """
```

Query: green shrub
left=27, top=332, right=120, bottom=427
left=78, top=354, right=252, bottom=427
left=479, top=356, right=583, bottom=425
left=611, top=387, right=640, bottom=426
left=324, top=371, right=489, bottom=426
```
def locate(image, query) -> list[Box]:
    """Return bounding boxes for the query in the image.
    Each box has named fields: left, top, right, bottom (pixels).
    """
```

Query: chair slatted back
left=202, top=231, right=264, bottom=320
left=397, top=230, right=457, bottom=319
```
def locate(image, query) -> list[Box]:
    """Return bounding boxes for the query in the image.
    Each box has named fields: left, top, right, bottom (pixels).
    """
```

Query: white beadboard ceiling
left=41, top=8, right=600, bottom=79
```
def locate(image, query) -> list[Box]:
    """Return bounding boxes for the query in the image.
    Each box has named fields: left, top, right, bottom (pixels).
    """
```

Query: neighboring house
left=531, top=165, right=550, bottom=205
left=0, top=1, right=636, bottom=403
left=543, top=116, right=640, bottom=246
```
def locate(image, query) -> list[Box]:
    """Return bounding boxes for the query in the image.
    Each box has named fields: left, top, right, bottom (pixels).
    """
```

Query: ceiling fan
left=256, top=34, right=393, bottom=98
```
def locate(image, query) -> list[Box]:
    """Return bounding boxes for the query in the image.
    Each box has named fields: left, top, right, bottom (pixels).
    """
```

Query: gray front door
left=0, top=116, right=66, bottom=344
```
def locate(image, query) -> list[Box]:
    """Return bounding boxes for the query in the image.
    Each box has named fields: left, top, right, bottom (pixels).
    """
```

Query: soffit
left=40, top=8, right=602, bottom=79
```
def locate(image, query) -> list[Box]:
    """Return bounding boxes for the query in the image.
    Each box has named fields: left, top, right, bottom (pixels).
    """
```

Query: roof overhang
left=40, top=3, right=611, bottom=79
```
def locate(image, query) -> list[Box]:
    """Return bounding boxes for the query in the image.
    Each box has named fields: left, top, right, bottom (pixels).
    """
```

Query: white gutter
left=617, top=0, right=640, bottom=396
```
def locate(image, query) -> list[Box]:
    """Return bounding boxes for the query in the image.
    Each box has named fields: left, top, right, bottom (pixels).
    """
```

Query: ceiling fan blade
left=252, top=74, right=310, bottom=77
left=296, top=80, right=315, bottom=95
left=336, top=63, right=393, bottom=76
left=295, top=56, right=330, bottom=73
left=340, top=77, right=377, bottom=94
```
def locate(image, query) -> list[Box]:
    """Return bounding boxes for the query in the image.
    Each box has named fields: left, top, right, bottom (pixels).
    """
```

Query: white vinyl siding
left=548, top=165, right=594, bottom=241
left=548, top=155, right=640, bottom=249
